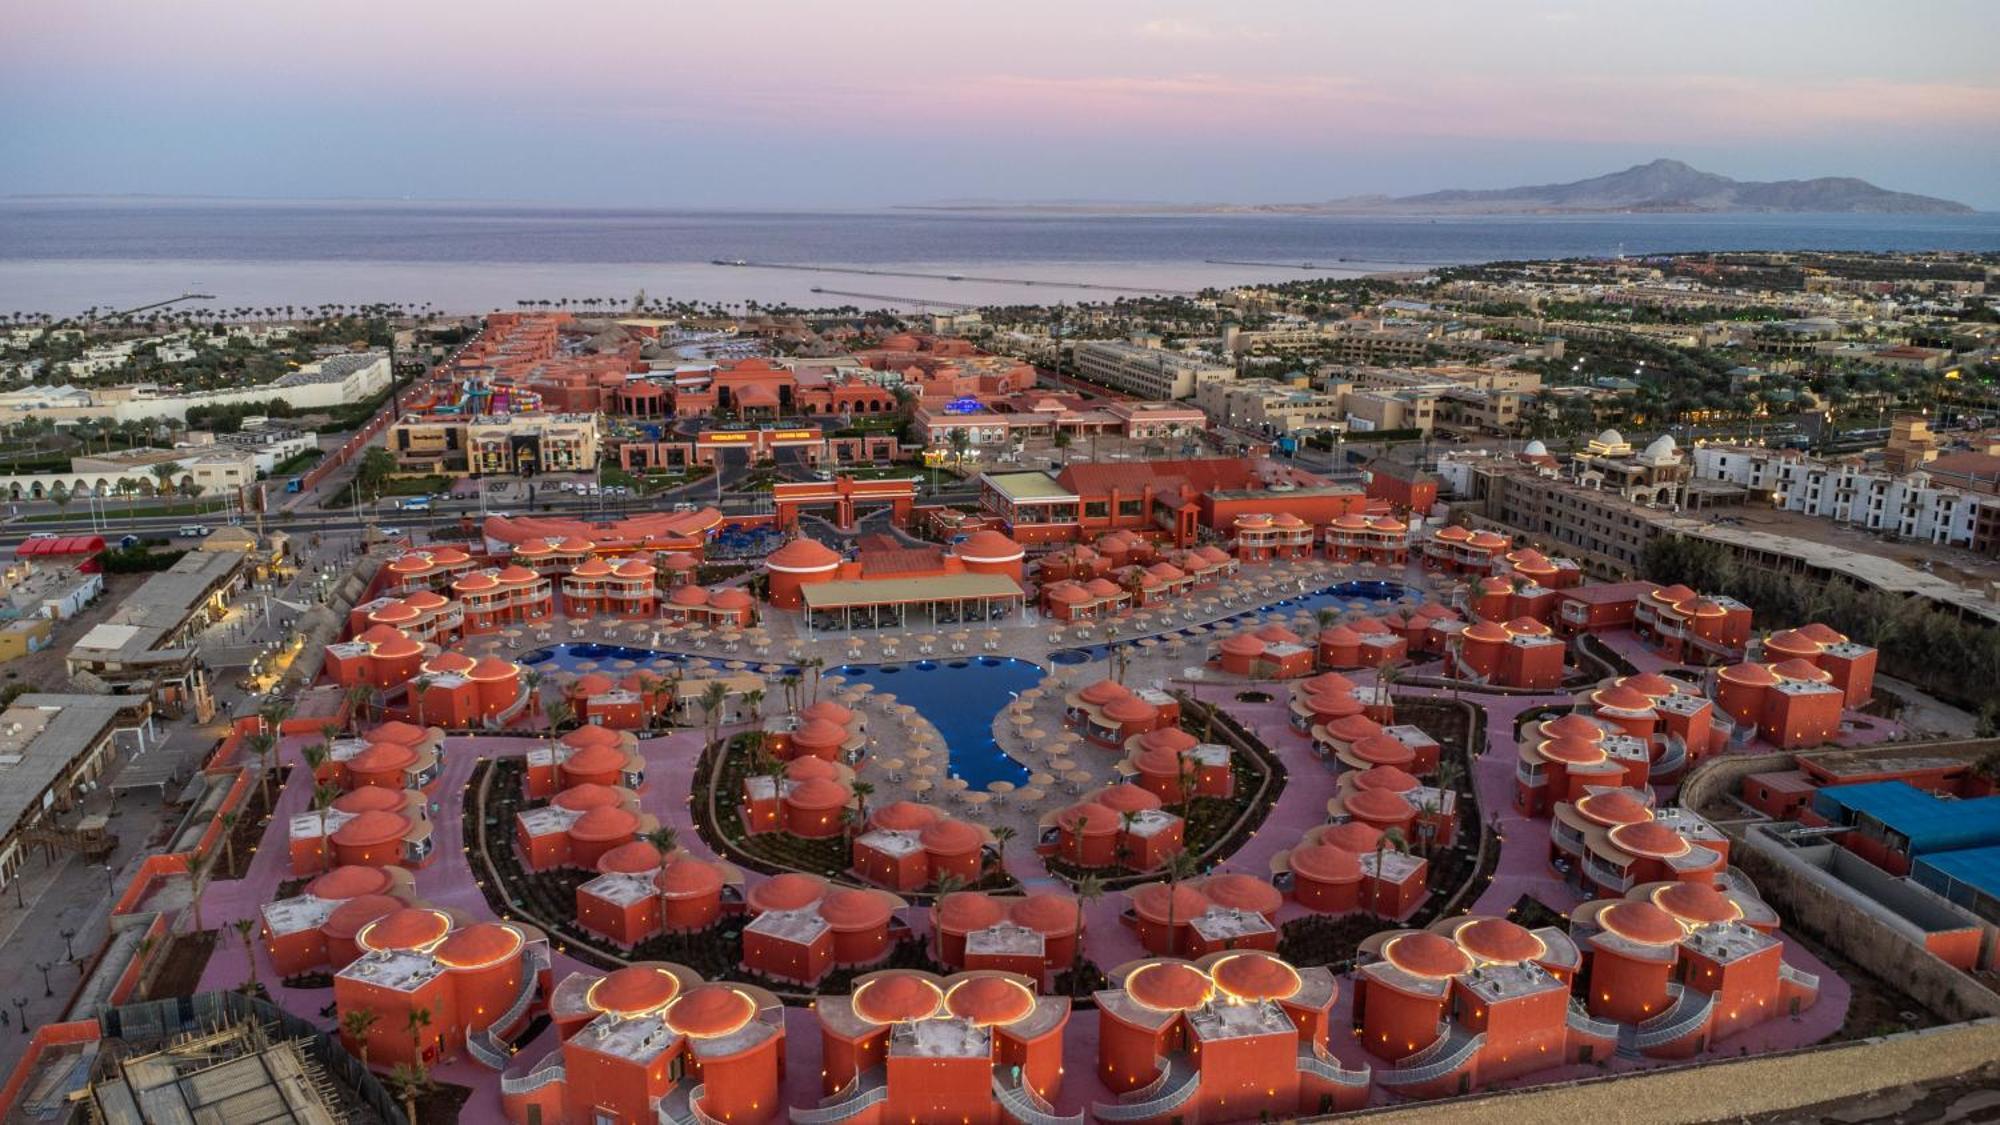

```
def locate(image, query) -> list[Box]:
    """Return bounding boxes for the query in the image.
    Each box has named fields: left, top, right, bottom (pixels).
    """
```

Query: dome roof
left=1345, top=787, right=1414, bottom=823
left=1077, top=679, right=1130, bottom=706
left=1101, top=697, right=1160, bottom=725
left=453, top=572, right=499, bottom=593
left=1600, top=901, right=1685, bottom=946
left=573, top=672, right=616, bottom=698
left=1137, top=727, right=1199, bottom=755
left=1210, top=951, right=1301, bottom=1002
left=1608, top=820, right=1691, bottom=859
left=1468, top=530, right=1510, bottom=550
left=956, top=530, right=1025, bottom=563
left=1575, top=790, right=1650, bottom=827
left=1505, top=616, right=1551, bottom=636
left=945, top=976, right=1036, bottom=1026
left=870, top=800, right=939, bottom=831
left=1435, top=525, right=1472, bottom=542
left=1453, top=917, right=1545, bottom=964
left=308, top=865, right=396, bottom=901
left=785, top=756, right=840, bottom=782
left=1463, top=621, right=1511, bottom=644
left=1591, top=685, right=1655, bottom=713
left=1523, top=439, right=1549, bottom=456
left=360, top=907, right=450, bottom=952
left=1218, top=635, right=1266, bottom=657
left=1254, top=623, right=1302, bottom=645
left=1642, top=434, right=1677, bottom=460
left=801, top=700, right=855, bottom=726
left=1130, top=883, right=1211, bottom=925
left=597, top=840, right=665, bottom=874
left=347, top=742, right=416, bottom=775
left=792, top=718, right=849, bottom=750
left=1350, top=734, right=1416, bottom=768
left=563, top=724, right=622, bottom=748
left=1353, top=765, right=1420, bottom=794
left=669, top=585, right=711, bottom=607
left=1125, top=961, right=1212, bottom=1011
left=1772, top=658, right=1832, bottom=683
left=1318, top=625, right=1361, bottom=646
left=666, top=984, right=758, bottom=1039
left=768, top=537, right=841, bottom=572
left=1619, top=672, right=1679, bottom=699
left=660, top=551, right=699, bottom=571
left=1134, top=748, right=1187, bottom=776
left=1084, top=578, right=1124, bottom=598
left=554, top=783, right=621, bottom=812
left=1095, top=784, right=1163, bottom=814
left=1539, top=737, right=1607, bottom=766
left=593, top=966, right=682, bottom=1016
left=817, top=888, right=894, bottom=931
left=1270, top=513, right=1306, bottom=529
left=747, top=873, right=825, bottom=913
left=424, top=651, right=477, bottom=676
left=570, top=805, right=640, bottom=843
left=1594, top=428, right=1625, bottom=448
left=332, top=810, right=408, bottom=848
left=1319, top=821, right=1382, bottom=854
left=1719, top=661, right=1783, bottom=687
left=710, top=589, right=753, bottom=611
left=935, top=892, right=1007, bottom=934
left=918, top=819, right=986, bottom=856
left=369, top=632, right=424, bottom=660
left=852, top=974, right=942, bottom=1023
left=1046, top=582, right=1089, bottom=604
left=333, top=786, right=405, bottom=814
left=322, top=894, right=403, bottom=941
left=469, top=657, right=519, bottom=681
left=1326, top=714, right=1382, bottom=743
left=1652, top=882, right=1742, bottom=925
left=565, top=742, right=629, bottom=776
left=1540, top=714, right=1606, bottom=742
left=1301, top=672, right=1357, bottom=696
left=656, top=856, right=726, bottom=898
left=786, top=777, right=851, bottom=810
left=1009, top=894, right=1081, bottom=936
left=435, top=922, right=523, bottom=970
left=496, top=565, right=540, bottom=584
left=1333, top=513, right=1369, bottom=530
left=1289, top=844, right=1362, bottom=883
left=572, top=558, right=612, bottom=578
left=1384, top=932, right=1472, bottom=979
left=1061, top=802, right=1121, bottom=835
left=1798, top=622, right=1846, bottom=645
left=1199, top=873, right=1282, bottom=916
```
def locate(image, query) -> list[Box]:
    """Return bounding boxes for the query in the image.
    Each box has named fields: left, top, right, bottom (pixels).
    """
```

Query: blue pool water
left=835, top=657, right=1041, bottom=789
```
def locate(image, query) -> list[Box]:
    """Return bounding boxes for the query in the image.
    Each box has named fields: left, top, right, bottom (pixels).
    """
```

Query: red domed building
left=502, top=963, right=785, bottom=1125
left=287, top=785, right=435, bottom=875
left=1049, top=786, right=1185, bottom=872
left=807, top=969, right=1071, bottom=1125
left=953, top=529, right=1026, bottom=582
left=514, top=783, right=657, bottom=871
left=575, top=848, right=744, bottom=949
left=524, top=724, right=646, bottom=798
left=1092, top=952, right=1369, bottom=1120
left=931, top=891, right=1082, bottom=987
left=259, top=865, right=418, bottom=977
left=1550, top=790, right=1731, bottom=898
left=764, top=536, right=843, bottom=609
left=335, top=909, right=551, bottom=1072
left=851, top=807, right=992, bottom=892
left=739, top=880, right=908, bottom=987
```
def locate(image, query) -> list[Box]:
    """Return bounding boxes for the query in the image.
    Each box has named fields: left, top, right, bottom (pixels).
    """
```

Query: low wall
left=1332, top=1018, right=2000, bottom=1124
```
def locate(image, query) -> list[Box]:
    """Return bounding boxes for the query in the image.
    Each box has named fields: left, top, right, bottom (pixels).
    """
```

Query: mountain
left=1315, top=159, right=1974, bottom=215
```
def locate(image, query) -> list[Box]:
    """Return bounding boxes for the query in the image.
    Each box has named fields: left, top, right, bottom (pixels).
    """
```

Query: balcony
left=1779, top=963, right=1820, bottom=994
left=499, top=1052, right=565, bottom=1096
left=1584, top=858, right=1634, bottom=893
left=1092, top=1055, right=1200, bottom=1121
left=1376, top=1028, right=1484, bottom=1088
left=1634, top=985, right=1714, bottom=1051
left=1565, top=1001, right=1619, bottom=1042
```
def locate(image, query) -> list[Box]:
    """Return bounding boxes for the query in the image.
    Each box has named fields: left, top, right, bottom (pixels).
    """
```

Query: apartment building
left=1693, top=445, right=1986, bottom=548
left=1071, top=340, right=1234, bottom=400
left=1194, top=377, right=1348, bottom=434
left=389, top=412, right=599, bottom=477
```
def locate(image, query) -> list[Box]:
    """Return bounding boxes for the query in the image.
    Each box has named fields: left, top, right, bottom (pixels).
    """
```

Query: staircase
left=1091, top=1054, right=1201, bottom=1121
left=467, top=943, right=550, bottom=1069
left=992, top=1071, right=1083, bottom=1125
left=791, top=1069, right=889, bottom=1124
left=1375, top=1028, right=1484, bottom=1089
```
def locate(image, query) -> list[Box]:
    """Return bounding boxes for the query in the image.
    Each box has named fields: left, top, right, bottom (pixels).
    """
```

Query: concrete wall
left=1328, top=1019, right=2000, bottom=1125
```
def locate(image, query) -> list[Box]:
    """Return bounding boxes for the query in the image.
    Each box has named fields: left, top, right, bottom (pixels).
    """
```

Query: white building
left=0, top=351, right=391, bottom=426
left=1693, top=445, right=1982, bottom=546
left=1072, top=340, right=1234, bottom=400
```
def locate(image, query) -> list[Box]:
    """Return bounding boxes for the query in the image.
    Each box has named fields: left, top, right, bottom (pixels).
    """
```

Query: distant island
left=907, top=159, right=1975, bottom=216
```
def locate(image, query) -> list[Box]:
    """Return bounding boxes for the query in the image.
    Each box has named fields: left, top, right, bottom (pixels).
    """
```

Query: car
left=176, top=525, right=208, bottom=538
left=25, top=532, right=57, bottom=540
left=376, top=526, right=404, bottom=538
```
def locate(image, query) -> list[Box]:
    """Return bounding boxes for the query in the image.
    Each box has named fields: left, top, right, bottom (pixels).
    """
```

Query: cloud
left=1139, top=18, right=1210, bottom=40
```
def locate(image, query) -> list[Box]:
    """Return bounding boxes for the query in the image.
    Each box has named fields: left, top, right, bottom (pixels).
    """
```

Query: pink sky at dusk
left=3, top=0, right=1995, bottom=207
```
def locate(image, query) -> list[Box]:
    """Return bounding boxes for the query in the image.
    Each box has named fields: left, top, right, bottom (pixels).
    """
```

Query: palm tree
left=148, top=460, right=180, bottom=501
left=1071, top=873, right=1104, bottom=997
left=1370, top=828, right=1409, bottom=917
left=988, top=824, right=1016, bottom=879
left=244, top=730, right=277, bottom=806
left=1375, top=659, right=1403, bottom=712
left=404, top=1006, right=434, bottom=1071
left=231, top=918, right=259, bottom=993
left=1116, top=810, right=1140, bottom=871
left=744, top=688, right=766, bottom=721
left=341, top=1008, right=379, bottom=1069
left=781, top=673, right=802, bottom=715
left=542, top=698, right=574, bottom=733
left=850, top=780, right=875, bottom=826
left=344, top=683, right=374, bottom=733
left=217, top=810, right=239, bottom=874
left=409, top=676, right=434, bottom=724
left=312, top=781, right=342, bottom=862
left=805, top=657, right=827, bottom=705
left=699, top=681, right=730, bottom=753
left=387, top=1062, right=430, bottom=1125
left=1162, top=851, right=1201, bottom=956
left=645, top=826, right=679, bottom=858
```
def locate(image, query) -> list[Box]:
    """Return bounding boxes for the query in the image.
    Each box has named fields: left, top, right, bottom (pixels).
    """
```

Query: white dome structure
left=1593, top=429, right=1625, bottom=449
left=1522, top=439, right=1549, bottom=457
left=1641, top=434, right=1678, bottom=463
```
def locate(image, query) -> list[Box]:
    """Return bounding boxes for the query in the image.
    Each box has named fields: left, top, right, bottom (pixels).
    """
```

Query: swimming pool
left=835, top=657, right=1040, bottom=789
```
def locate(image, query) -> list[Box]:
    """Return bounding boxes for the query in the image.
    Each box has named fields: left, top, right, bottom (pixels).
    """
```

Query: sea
left=2, top=199, right=1997, bottom=317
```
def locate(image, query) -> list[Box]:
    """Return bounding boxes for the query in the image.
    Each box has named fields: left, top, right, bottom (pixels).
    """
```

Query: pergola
left=803, top=574, right=1026, bottom=633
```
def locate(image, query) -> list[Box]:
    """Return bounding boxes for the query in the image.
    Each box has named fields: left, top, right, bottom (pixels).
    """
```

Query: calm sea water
left=2, top=199, right=1996, bottom=315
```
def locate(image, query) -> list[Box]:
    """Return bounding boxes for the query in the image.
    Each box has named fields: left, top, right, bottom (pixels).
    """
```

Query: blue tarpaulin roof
left=1811, top=781, right=2000, bottom=855
left=1912, top=845, right=2000, bottom=917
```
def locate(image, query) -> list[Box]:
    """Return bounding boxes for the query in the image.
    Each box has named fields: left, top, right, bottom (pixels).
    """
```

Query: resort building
left=1091, top=952, right=1370, bottom=1122
left=514, top=783, right=657, bottom=871
left=1442, top=616, right=1567, bottom=690
left=1570, top=882, right=1820, bottom=1057
left=0, top=694, right=153, bottom=901
left=65, top=549, right=243, bottom=719
left=1549, top=789, right=1731, bottom=899
left=334, top=908, right=552, bottom=1071
left=763, top=532, right=1029, bottom=630
left=931, top=891, right=1082, bottom=987
left=804, top=969, right=1072, bottom=1125
left=575, top=847, right=743, bottom=949
left=285, top=785, right=434, bottom=875
left=738, top=876, right=909, bottom=986
left=524, top=725, right=648, bottom=797
left=313, top=722, right=447, bottom=794
left=1060, top=677, right=1180, bottom=748
left=1354, top=915, right=1600, bottom=1097
left=1126, top=874, right=1284, bottom=958
left=1273, top=820, right=1428, bottom=918
left=1048, top=784, right=1186, bottom=872
left=502, top=963, right=786, bottom=1125
left=260, top=865, right=418, bottom=978
left=1072, top=339, right=1234, bottom=400
left=850, top=802, right=996, bottom=893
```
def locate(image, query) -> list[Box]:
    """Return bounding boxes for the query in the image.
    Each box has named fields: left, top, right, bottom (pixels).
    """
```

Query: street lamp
left=59, top=928, right=76, bottom=961
left=10, top=997, right=23, bottom=1034
left=35, top=961, right=53, bottom=998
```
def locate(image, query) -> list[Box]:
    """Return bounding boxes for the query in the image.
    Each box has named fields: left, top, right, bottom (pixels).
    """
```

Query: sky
left=3, top=0, right=1997, bottom=209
